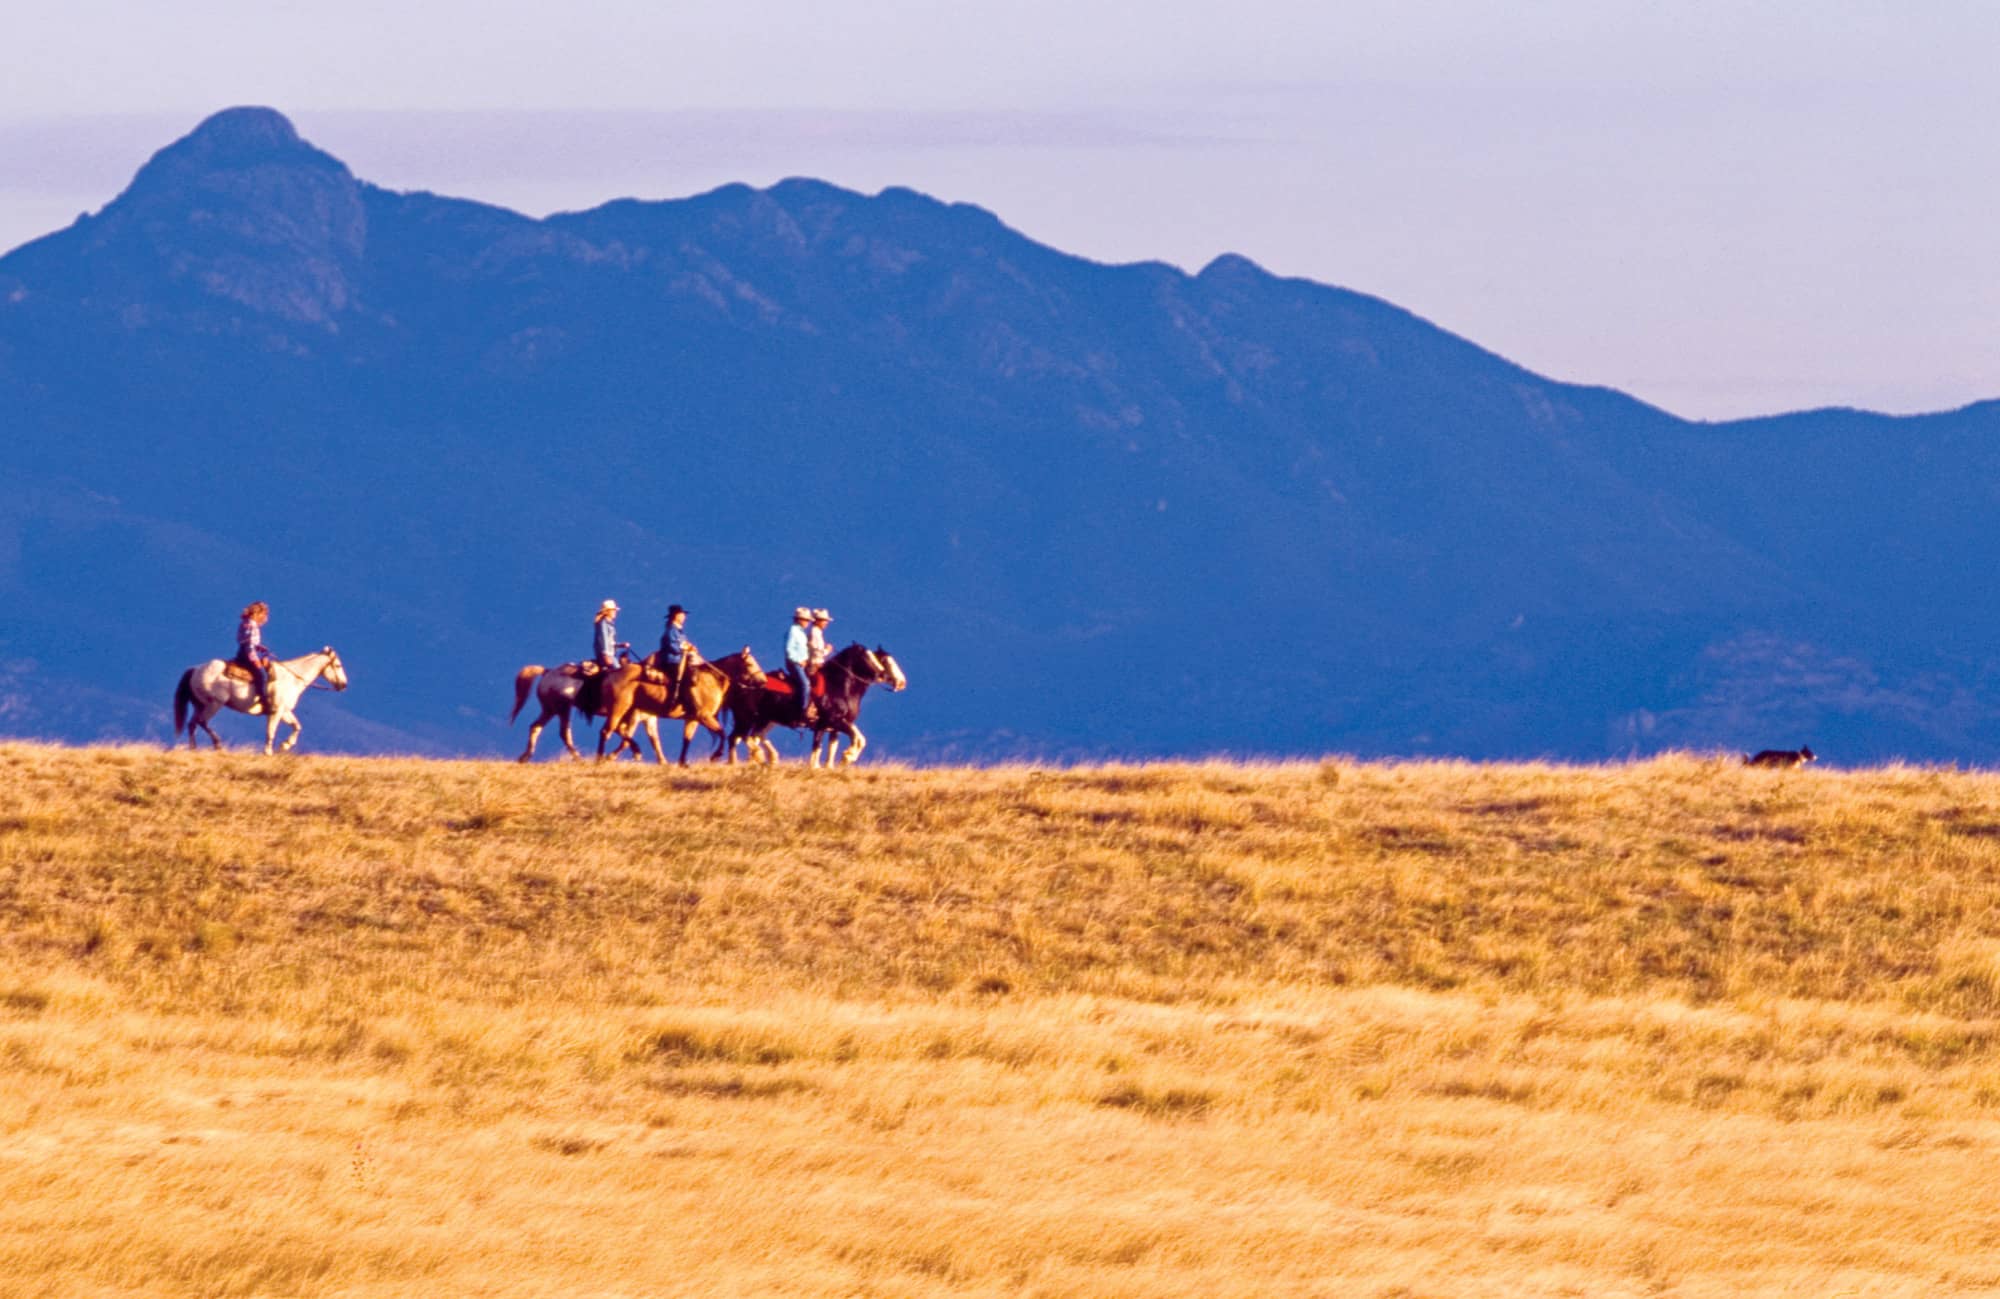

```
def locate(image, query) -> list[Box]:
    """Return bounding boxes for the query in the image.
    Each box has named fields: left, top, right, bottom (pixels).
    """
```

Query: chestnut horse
left=597, top=649, right=764, bottom=765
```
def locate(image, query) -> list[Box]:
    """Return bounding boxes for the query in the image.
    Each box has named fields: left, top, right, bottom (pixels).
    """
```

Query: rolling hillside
left=6, top=745, right=2000, bottom=1294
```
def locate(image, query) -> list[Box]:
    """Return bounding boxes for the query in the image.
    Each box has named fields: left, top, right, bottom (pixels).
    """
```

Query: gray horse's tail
left=511, top=666, right=545, bottom=723
left=172, top=668, right=194, bottom=738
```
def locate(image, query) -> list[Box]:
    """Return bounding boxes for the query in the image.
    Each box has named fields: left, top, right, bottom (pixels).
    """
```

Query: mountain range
left=3, top=106, right=1996, bottom=763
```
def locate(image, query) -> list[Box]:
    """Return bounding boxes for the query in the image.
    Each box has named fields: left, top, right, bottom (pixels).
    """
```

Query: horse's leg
left=645, top=717, right=668, bottom=765
left=193, top=702, right=221, bottom=750
left=558, top=708, right=580, bottom=760
left=263, top=706, right=280, bottom=755
left=280, top=707, right=302, bottom=753
left=842, top=723, right=866, bottom=764
left=600, top=713, right=643, bottom=761
left=521, top=707, right=554, bottom=762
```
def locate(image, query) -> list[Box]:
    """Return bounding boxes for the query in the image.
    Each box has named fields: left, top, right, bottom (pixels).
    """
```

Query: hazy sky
left=3, top=1, right=1995, bottom=420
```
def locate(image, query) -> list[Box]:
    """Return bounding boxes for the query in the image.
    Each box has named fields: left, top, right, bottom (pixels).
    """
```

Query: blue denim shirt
left=662, top=623, right=690, bottom=665
left=594, top=618, right=618, bottom=665
left=785, top=623, right=810, bottom=666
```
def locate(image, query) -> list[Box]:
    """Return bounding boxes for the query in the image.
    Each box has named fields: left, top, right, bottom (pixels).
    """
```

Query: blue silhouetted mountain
left=3, top=106, right=1996, bottom=762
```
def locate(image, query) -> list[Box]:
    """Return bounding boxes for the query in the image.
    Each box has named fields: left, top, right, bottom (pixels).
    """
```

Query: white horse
left=173, top=647, right=350, bottom=753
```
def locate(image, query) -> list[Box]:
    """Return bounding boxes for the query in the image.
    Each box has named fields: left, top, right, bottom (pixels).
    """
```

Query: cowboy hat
left=812, top=608, right=832, bottom=621
left=793, top=606, right=812, bottom=620
left=599, top=599, right=620, bottom=614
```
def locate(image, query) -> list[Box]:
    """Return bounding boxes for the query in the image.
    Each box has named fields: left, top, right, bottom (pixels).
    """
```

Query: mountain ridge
left=3, top=107, right=1996, bottom=762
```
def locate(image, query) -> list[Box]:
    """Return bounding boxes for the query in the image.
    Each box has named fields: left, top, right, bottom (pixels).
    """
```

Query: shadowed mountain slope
left=3, top=108, right=1996, bottom=761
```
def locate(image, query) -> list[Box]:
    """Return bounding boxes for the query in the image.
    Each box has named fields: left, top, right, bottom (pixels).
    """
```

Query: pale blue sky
left=3, top=1, right=1995, bottom=419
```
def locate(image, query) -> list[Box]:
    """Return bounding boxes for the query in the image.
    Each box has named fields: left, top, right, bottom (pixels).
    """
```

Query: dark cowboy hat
left=667, top=604, right=686, bottom=618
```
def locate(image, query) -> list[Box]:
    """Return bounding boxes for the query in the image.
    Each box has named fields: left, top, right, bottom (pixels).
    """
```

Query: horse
left=510, top=660, right=662, bottom=762
left=173, top=647, right=350, bottom=754
left=599, top=648, right=765, bottom=765
left=727, top=643, right=906, bottom=767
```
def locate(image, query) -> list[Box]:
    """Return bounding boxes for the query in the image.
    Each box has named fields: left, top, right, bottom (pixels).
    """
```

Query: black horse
left=726, top=642, right=907, bottom=766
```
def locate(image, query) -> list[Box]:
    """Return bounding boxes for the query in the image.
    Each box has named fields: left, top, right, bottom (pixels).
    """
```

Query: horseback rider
left=234, top=600, right=278, bottom=712
left=590, top=599, right=628, bottom=674
left=658, top=604, right=698, bottom=703
left=807, top=608, right=832, bottom=674
left=784, top=606, right=817, bottom=725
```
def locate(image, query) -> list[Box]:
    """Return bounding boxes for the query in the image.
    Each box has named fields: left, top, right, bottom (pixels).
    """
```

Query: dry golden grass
left=6, top=744, right=2000, bottom=1295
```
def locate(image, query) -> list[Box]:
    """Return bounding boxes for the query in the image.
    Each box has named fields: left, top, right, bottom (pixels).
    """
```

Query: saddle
left=763, top=670, right=824, bottom=696
left=223, top=662, right=256, bottom=683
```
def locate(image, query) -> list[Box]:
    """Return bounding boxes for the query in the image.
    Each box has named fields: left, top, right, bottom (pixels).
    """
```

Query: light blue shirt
left=784, top=623, right=810, bottom=666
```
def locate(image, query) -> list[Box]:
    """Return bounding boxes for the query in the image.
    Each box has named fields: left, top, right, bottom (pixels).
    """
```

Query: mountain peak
left=127, top=107, right=342, bottom=193
left=1198, top=253, right=1268, bottom=281
left=75, top=107, right=368, bottom=324
left=182, top=106, right=305, bottom=155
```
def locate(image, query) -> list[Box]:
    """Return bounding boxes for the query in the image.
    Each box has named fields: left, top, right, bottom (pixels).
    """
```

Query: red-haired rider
left=234, top=601, right=277, bottom=711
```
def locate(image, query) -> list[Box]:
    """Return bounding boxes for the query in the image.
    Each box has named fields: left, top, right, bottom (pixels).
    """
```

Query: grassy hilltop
left=5, top=745, right=2000, bottom=1296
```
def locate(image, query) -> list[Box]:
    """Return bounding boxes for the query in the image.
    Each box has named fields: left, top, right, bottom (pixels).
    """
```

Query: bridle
left=821, top=647, right=888, bottom=688
left=272, top=651, right=346, bottom=692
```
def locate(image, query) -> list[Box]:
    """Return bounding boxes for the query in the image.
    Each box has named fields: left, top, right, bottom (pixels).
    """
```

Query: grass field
left=5, top=744, right=2000, bottom=1296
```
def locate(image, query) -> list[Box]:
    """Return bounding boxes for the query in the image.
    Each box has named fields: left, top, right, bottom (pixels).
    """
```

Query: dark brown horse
left=598, top=649, right=765, bottom=765
left=727, top=643, right=907, bottom=766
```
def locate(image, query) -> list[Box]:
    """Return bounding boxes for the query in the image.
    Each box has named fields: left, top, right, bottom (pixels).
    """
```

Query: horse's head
left=737, top=646, right=766, bottom=684
left=321, top=647, right=350, bottom=692
left=872, top=645, right=907, bottom=692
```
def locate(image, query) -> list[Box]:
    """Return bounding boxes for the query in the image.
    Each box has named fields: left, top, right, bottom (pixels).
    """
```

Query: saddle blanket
left=761, top=672, right=823, bottom=696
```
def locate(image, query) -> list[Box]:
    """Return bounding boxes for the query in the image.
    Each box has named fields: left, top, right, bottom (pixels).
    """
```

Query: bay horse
left=511, top=661, right=661, bottom=762
left=728, top=643, right=906, bottom=766
left=598, top=649, right=764, bottom=765
left=173, top=647, right=350, bottom=754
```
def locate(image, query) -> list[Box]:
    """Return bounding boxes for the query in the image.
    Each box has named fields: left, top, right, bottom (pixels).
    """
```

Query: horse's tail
left=511, top=666, right=545, bottom=723
left=172, top=669, right=194, bottom=738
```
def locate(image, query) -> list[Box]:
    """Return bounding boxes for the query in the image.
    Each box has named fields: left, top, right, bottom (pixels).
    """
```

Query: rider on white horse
left=235, top=600, right=277, bottom=711
left=175, top=644, right=349, bottom=754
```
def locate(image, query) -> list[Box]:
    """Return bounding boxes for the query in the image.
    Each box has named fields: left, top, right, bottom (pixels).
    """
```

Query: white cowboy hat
left=812, top=608, right=832, bottom=621
left=793, top=606, right=812, bottom=620
left=599, top=599, right=620, bottom=613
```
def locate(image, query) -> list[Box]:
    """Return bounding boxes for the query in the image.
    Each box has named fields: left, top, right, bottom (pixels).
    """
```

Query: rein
left=821, top=654, right=878, bottom=688
left=270, top=655, right=342, bottom=691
